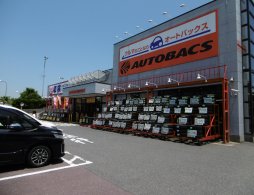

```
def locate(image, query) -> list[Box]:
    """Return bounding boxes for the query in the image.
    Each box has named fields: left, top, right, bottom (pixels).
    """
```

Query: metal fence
left=112, top=65, right=226, bottom=90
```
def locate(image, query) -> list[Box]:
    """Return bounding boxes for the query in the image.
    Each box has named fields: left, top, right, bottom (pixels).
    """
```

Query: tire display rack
left=92, top=94, right=222, bottom=145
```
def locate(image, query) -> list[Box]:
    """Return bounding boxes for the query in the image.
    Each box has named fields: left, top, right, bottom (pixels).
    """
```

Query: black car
left=0, top=105, right=65, bottom=167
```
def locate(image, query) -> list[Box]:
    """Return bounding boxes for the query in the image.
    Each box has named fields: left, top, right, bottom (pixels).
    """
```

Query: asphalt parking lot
left=1, top=123, right=254, bottom=195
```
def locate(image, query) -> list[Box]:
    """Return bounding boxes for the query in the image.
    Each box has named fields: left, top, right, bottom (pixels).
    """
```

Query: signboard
left=48, top=81, right=68, bottom=96
left=69, top=89, right=85, bottom=95
left=119, top=10, right=218, bottom=76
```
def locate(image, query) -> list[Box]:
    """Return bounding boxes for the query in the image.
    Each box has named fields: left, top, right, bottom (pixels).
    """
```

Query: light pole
left=0, top=80, right=7, bottom=97
left=41, top=56, right=48, bottom=97
left=162, top=11, right=170, bottom=18
left=124, top=32, right=132, bottom=36
left=148, top=19, right=157, bottom=26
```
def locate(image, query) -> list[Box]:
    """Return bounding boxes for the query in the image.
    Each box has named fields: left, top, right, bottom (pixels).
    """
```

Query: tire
left=27, top=145, right=51, bottom=167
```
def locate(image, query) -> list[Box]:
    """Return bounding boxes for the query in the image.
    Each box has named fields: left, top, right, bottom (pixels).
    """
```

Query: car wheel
left=27, top=145, right=51, bottom=167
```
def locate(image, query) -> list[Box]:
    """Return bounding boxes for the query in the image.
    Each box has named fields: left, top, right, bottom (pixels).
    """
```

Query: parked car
left=0, top=104, right=65, bottom=167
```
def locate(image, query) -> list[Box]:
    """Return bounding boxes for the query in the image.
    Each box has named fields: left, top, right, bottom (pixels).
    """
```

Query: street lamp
left=148, top=19, right=157, bottom=26
left=162, top=11, right=170, bottom=18
left=124, top=32, right=132, bottom=36
left=145, top=81, right=158, bottom=88
left=102, top=88, right=111, bottom=93
left=197, top=73, right=207, bottom=82
left=113, top=86, right=125, bottom=91
left=41, top=56, right=48, bottom=97
left=136, top=25, right=144, bottom=31
left=168, top=78, right=180, bottom=86
left=128, top=83, right=140, bottom=90
left=0, top=80, right=7, bottom=97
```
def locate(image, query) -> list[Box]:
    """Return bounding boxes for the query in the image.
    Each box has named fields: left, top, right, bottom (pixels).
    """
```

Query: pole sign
left=119, top=10, right=218, bottom=76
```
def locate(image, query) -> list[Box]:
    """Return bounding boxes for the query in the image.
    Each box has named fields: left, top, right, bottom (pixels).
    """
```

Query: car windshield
left=21, top=112, right=41, bottom=126
left=5, top=107, right=42, bottom=126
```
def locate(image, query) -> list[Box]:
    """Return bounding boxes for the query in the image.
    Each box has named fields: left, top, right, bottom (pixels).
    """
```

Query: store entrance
left=78, top=97, right=102, bottom=124
left=85, top=102, right=97, bottom=117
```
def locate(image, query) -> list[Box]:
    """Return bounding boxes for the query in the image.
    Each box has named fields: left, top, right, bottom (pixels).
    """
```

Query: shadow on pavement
left=0, top=163, right=26, bottom=173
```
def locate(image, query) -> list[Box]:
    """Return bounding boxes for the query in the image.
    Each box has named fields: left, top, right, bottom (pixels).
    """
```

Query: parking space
left=1, top=124, right=254, bottom=194
left=0, top=123, right=94, bottom=183
left=0, top=151, right=92, bottom=182
left=0, top=128, right=132, bottom=195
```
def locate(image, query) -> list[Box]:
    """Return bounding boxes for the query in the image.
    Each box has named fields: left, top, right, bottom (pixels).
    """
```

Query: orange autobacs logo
left=119, top=11, right=218, bottom=76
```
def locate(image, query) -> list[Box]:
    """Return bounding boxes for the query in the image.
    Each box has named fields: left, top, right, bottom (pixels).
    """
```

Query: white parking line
left=0, top=152, right=93, bottom=182
left=62, top=156, right=88, bottom=166
left=63, top=133, right=94, bottom=145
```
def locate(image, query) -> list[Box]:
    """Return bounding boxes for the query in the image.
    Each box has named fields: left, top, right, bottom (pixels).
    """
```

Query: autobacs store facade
left=109, top=0, right=254, bottom=142
left=46, top=0, right=254, bottom=143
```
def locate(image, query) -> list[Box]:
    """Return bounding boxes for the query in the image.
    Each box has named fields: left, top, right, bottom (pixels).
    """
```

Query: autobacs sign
left=119, top=11, right=218, bottom=76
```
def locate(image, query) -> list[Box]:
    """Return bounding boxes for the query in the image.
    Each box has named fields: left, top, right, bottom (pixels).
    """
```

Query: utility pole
left=41, top=56, right=48, bottom=97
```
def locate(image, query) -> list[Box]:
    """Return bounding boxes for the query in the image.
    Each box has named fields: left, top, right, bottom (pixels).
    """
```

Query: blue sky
left=0, top=0, right=212, bottom=98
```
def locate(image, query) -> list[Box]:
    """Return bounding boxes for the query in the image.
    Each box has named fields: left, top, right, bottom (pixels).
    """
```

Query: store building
left=61, top=69, right=112, bottom=123
left=111, top=0, right=254, bottom=142
left=45, top=69, right=112, bottom=123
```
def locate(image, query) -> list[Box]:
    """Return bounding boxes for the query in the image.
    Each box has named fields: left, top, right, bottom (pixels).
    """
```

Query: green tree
left=12, top=88, right=46, bottom=109
left=0, top=96, right=13, bottom=105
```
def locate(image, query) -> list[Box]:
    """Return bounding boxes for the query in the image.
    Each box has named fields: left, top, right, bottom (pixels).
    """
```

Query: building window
left=249, top=1, right=254, bottom=13
left=242, top=26, right=248, bottom=39
left=241, top=0, right=247, bottom=11
left=242, top=11, right=248, bottom=25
